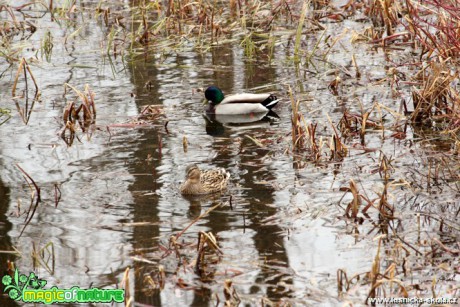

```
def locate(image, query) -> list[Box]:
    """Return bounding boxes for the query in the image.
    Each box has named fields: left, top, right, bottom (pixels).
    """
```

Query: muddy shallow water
left=0, top=1, right=459, bottom=306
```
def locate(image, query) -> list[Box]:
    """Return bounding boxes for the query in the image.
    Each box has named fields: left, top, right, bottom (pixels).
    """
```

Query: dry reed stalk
left=337, top=269, right=349, bottom=295
left=54, top=184, right=61, bottom=208
left=31, top=242, right=55, bottom=273
left=196, top=231, right=223, bottom=277
left=289, top=86, right=306, bottom=151
left=64, top=83, right=97, bottom=121
left=120, top=267, right=131, bottom=306
left=366, top=236, right=410, bottom=303
left=377, top=182, right=394, bottom=218
left=347, top=179, right=361, bottom=218
left=12, top=58, right=39, bottom=97
left=326, top=114, right=347, bottom=160
left=61, top=84, right=97, bottom=145
left=223, top=279, right=240, bottom=306
left=182, top=136, right=188, bottom=152
left=366, top=235, right=383, bottom=303
left=366, top=0, right=401, bottom=36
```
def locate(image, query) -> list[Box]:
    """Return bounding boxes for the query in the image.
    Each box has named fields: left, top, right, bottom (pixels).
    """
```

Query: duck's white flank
left=221, top=93, right=273, bottom=104
left=215, top=103, right=269, bottom=115
left=212, top=93, right=279, bottom=115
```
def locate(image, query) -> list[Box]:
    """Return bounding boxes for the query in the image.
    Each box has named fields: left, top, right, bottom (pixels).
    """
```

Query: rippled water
left=1, top=1, right=459, bottom=306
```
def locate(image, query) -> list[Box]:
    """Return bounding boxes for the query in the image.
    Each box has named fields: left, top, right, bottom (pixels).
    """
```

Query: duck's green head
left=205, top=86, right=225, bottom=105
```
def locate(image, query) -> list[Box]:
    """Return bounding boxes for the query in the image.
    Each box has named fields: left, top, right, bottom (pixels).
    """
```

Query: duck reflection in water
left=203, top=111, right=279, bottom=136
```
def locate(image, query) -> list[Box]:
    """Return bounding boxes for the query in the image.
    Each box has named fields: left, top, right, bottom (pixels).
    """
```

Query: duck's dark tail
left=261, top=94, right=280, bottom=110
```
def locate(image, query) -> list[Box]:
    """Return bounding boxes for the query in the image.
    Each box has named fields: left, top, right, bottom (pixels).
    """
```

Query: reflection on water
left=0, top=182, right=18, bottom=307
left=2, top=1, right=447, bottom=306
left=0, top=22, right=332, bottom=304
left=203, top=112, right=279, bottom=136
left=124, top=30, right=296, bottom=302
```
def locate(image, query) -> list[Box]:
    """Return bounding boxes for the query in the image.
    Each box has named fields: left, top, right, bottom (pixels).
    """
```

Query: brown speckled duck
left=180, top=164, right=230, bottom=195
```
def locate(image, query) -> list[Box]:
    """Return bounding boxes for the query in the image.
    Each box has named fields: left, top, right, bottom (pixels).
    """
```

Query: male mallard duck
left=205, top=86, right=279, bottom=115
left=180, top=164, right=230, bottom=195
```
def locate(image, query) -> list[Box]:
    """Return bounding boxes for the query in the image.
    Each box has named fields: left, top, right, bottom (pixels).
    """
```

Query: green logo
left=2, top=269, right=125, bottom=304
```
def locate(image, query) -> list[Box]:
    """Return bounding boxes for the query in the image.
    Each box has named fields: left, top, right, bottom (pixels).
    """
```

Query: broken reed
left=289, top=88, right=320, bottom=161
left=341, top=152, right=396, bottom=221
left=366, top=0, right=402, bottom=36
left=289, top=86, right=306, bottom=151
left=120, top=267, right=132, bottom=306
left=195, top=231, right=223, bottom=280
left=63, top=83, right=97, bottom=124
left=222, top=279, right=241, bottom=306
left=61, top=84, right=97, bottom=146
left=12, top=58, right=39, bottom=98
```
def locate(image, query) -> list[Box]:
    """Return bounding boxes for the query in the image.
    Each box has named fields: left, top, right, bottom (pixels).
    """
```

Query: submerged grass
left=0, top=108, right=11, bottom=125
left=40, top=30, right=53, bottom=62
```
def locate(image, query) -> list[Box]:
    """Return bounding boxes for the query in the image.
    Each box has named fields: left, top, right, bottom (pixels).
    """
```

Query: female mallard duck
left=180, top=164, right=230, bottom=195
left=205, top=86, right=279, bottom=115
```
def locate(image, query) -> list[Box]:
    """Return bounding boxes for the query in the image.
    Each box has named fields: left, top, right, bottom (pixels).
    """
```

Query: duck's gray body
left=205, top=86, right=279, bottom=115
